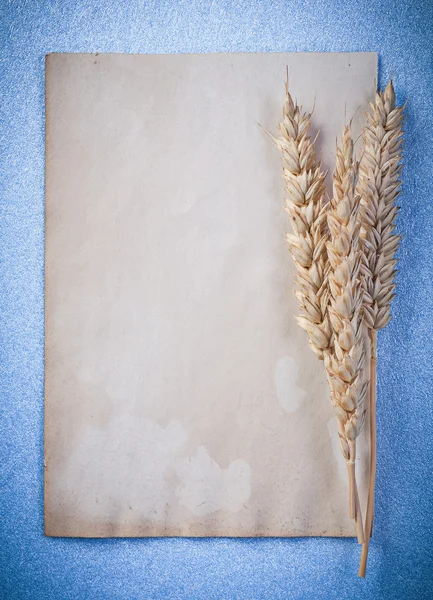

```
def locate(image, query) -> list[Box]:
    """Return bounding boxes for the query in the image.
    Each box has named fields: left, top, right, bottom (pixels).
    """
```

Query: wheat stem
left=346, top=459, right=356, bottom=520
left=359, top=330, right=377, bottom=576
left=355, top=476, right=365, bottom=544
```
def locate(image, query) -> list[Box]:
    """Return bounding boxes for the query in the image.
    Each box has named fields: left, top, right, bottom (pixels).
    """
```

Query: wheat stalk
left=272, top=82, right=365, bottom=541
left=273, top=76, right=332, bottom=361
left=271, top=74, right=404, bottom=572
left=357, top=79, right=404, bottom=577
left=324, top=124, right=368, bottom=543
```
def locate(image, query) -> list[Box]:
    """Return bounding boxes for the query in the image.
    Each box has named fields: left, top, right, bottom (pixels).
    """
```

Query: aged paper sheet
left=45, top=52, right=377, bottom=537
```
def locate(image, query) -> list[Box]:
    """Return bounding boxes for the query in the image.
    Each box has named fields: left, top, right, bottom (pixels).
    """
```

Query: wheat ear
left=324, top=125, right=368, bottom=542
left=274, top=77, right=332, bottom=360
left=357, top=79, right=404, bottom=577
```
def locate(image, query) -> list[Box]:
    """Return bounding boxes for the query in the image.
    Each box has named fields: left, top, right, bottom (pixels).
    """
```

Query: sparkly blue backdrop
left=1, top=1, right=432, bottom=598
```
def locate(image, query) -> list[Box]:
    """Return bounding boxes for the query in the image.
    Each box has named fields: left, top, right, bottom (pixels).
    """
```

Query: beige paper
left=44, top=52, right=377, bottom=537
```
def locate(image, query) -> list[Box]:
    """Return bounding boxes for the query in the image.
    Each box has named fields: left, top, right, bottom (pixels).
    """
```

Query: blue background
left=1, top=1, right=432, bottom=598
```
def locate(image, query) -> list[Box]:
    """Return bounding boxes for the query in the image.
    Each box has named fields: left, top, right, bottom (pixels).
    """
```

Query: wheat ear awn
left=273, top=75, right=332, bottom=360
left=357, top=79, right=404, bottom=577
left=324, top=124, right=368, bottom=543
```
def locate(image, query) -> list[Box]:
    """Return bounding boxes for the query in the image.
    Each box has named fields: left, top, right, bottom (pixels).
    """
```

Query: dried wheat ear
left=357, top=79, right=404, bottom=578
left=272, top=84, right=366, bottom=541
left=324, top=124, right=367, bottom=544
left=272, top=77, right=404, bottom=577
left=272, top=77, right=332, bottom=361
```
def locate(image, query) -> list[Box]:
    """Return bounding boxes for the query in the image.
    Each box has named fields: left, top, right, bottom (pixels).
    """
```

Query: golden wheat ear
left=357, top=78, right=404, bottom=578
left=272, top=81, right=331, bottom=360
left=324, top=124, right=366, bottom=544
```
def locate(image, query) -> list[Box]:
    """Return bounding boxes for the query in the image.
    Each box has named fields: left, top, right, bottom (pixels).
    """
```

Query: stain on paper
left=175, top=445, right=252, bottom=516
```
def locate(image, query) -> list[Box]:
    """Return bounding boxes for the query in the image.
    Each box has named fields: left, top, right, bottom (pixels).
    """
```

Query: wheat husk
left=357, top=79, right=404, bottom=577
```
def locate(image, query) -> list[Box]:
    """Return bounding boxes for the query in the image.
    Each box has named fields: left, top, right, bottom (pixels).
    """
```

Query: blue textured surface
left=1, top=1, right=432, bottom=598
